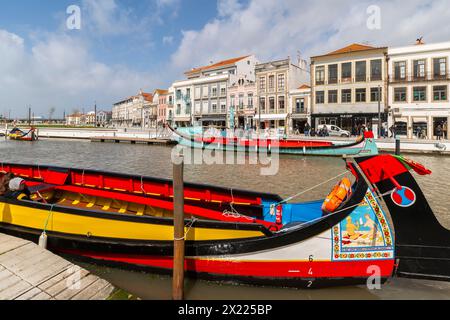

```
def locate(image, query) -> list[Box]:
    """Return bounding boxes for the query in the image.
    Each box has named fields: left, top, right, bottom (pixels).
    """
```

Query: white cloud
left=0, top=30, right=159, bottom=117
left=170, top=0, right=450, bottom=72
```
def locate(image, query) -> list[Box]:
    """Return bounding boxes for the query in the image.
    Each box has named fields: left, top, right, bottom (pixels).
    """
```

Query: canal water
left=1, top=139, right=449, bottom=299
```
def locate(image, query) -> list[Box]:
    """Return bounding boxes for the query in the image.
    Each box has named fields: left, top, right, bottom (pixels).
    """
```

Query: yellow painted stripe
left=0, top=203, right=265, bottom=241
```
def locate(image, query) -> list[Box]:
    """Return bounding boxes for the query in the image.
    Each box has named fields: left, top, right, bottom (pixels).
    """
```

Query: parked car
left=319, top=125, right=350, bottom=138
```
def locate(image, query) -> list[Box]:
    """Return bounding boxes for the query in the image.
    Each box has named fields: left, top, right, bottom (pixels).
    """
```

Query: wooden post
left=172, top=155, right=185, bottom=300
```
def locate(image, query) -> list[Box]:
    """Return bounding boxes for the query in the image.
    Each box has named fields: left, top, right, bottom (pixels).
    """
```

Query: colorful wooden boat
left=8, top=127, right=38, bottom=141
left=168, top=125, right=378, bottom=157
left=0, top=155, right=448, bottom=288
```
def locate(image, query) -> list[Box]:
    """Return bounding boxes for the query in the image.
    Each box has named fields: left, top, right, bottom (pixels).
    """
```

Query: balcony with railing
left=389, top=72, right=450, bottom=83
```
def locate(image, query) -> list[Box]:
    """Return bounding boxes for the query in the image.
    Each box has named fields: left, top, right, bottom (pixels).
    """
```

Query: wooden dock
left=91, top=136, right=176, bottom=146
left=0, top=233, right=115, bottom=300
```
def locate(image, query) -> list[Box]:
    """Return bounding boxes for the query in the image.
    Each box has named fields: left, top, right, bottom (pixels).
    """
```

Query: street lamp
left=378, top=85, right=382, bottom=138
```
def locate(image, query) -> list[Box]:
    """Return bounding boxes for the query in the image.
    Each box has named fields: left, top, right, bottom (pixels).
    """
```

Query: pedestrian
left=436, top=124, right=443, bottom=141
left=304, top=122, right=311, bottom=137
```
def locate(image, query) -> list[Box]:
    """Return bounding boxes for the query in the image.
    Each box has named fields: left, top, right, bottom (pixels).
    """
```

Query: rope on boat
left=140, top=176, right=146, bottom=194
left=174, top=217, right=199, bottom=241
left=223, top=188, right=255, bottom=222
left=278, top=189, right=396, bottom=234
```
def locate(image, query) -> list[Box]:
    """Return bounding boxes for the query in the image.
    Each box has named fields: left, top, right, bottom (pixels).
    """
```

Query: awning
left=256, top=114, right=288, bottom=121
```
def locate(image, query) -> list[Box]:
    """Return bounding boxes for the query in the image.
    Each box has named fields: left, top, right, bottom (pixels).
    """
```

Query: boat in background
left=168, top=125, right=378, bottom=157
left=0, top=154, right=447, bottom=288
left=8, top=127, right=38, bottom=141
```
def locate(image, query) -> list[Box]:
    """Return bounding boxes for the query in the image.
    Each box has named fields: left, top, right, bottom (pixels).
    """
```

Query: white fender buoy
left=39, top=231, right=48, bottom=249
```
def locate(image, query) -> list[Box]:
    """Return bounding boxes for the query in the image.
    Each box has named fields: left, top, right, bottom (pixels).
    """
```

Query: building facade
left=112, top=90, right=153, bottom=128
left=311, top=44, right=388, bottom=133
left=96, top=111, right=112, bottom=127
left=172, top=55, right=258, bottom=128
left=289, top=84, right=311, bottom=133
left=155, top=89, right=170, bottom=126
left=227, top=77, right=256, bottom=129
left=388, top=41, right=450, bottom=139
left=255, top=58, right=309, bottom=132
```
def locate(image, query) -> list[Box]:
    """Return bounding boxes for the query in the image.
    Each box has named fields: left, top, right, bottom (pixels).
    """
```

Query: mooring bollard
left=395, top=137, right=401, bottom=155
left=172, top=155, right=185, bottom=300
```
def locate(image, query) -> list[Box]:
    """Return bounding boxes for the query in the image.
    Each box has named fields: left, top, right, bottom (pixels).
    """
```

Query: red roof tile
left=185, top=55, right=251, bottom=75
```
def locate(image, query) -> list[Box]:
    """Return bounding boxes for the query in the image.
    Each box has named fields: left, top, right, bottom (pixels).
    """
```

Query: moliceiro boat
left=168, top=125, right=378, bottom=157
left=8, top=127, right=38, bottom=141
left=0, top=155, right=448, bottom=288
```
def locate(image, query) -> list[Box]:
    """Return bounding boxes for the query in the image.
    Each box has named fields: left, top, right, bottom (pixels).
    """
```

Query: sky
left=1, top=0, right=450, bottom=118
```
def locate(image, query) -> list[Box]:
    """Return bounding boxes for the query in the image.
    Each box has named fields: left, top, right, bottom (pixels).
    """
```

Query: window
left=370, top=59, right=382, bottom=81
left=278, top=74, right=286, bottom=91
left=212, top=103, right=218, bottom=112
left=414, top=59, right=426, bottom=79
left=248, top=93, right=253, bottom=107
left=269, top=97, right=275, bottom=111
left=394, top=61, right=407, bottom=80
left=259, top=77, right=266, bottom=91
left=176, top=104, right=181, bottom=115
left=220, top=100, right=227, bottom=112
left=295, top=98, right=305, bottom=113
left=194, top=87, right=201, bottom=99
left=211, top=87, right=218, bottom=97
left=269, top=75, right=275, bottom=90
left=341, top=89, right=352, bottom=103
left=394, top=88, right=407, bottom=102
left=316, top=91, right=325, bottom=104
left=239, top=94, right=244, bottom=110
left=220, top=86, right=226, bottom=96
left=230, top=95, right=235, bottom=107
left=355, top=61, right=367, bottom=82
left=355, top=88, right=367, bottom=102
left=202, top=86, right=209, bottom=98
left=433, top=58, right=447, bottom=79
left=413, top=86, right=427, bottom=101
left=341, top=62, right=352, bottom=81
left=278, top=96, right=285, bottom=110
left=176, top=90, right=182, bottom=100
left=186, top=88, right=190, bottom=98
left=328, top=64, right=338, bottom=84
left=328, top=90, right=338, bottom=103
left=259, top=97, right=266, bottom=113
left=433, top=86, right=447, bottom=101
left=316, top=66, right=325, bottom=85
left=370, top=87, right=382, bottom=102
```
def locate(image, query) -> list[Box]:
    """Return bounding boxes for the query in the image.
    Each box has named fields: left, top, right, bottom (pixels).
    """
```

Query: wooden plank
left=30, top=291, right=53, bottom=300
left=71, top=278, right=111, bottom=300
left=0, top=280, right=33, bottom=300
left=0, top=273, right=22, bottom=293
left=44, top=269, right=90, bottom=297
left=90, top=284, right=115, bottom=300
left=15, top=287, right=43, bottom=300
left=0, top=233, right=114, bottom=300
left=55, top=274, right=98, bottom=300
left=25, top=260, right=73, bottom=286
left=37, top=266, right=81, bottom=291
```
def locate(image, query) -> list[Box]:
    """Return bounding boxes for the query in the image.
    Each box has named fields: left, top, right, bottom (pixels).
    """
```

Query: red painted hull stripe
left=60, top=249, right=394, bottom=278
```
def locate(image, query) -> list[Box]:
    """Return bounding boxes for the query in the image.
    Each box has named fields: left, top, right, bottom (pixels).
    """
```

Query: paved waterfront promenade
left=2, top=127, right=450, bottom=155
left=0, top=233, right=115, bottom=300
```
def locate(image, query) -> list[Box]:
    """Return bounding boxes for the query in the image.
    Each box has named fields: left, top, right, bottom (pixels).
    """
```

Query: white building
left=388, top=41, right=450, bottom=139
left=172, top=55, right=258, bottom=128
left=255, top=57, right=310, bottom=132
left=311, top=44, right=388, bottom=133
left=112, top=90, right=153, bottom=128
